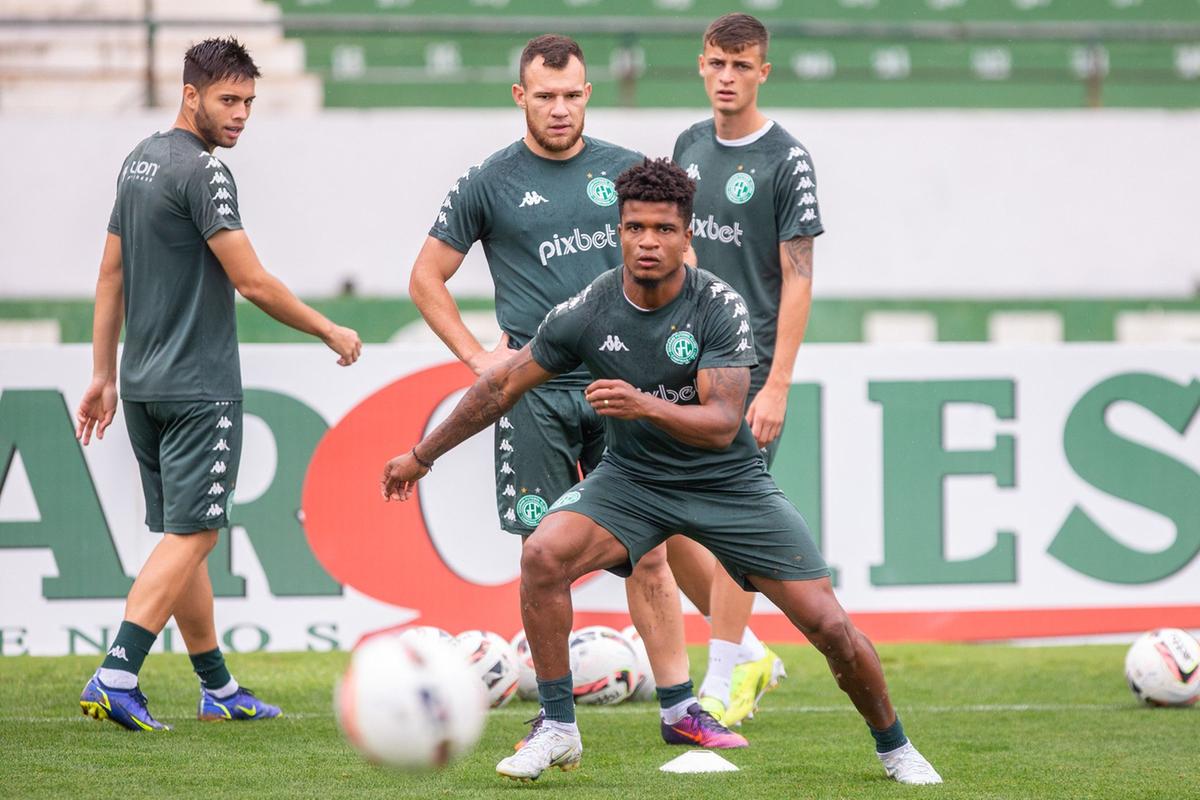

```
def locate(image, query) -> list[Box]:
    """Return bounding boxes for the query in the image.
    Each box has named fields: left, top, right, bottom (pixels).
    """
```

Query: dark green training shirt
left=428, top=136, right=643, bottom=388
left=107, top=128, right=243, bottom=401
left=673, top=120, right=824, bottom=395
left=531, top=266, right=763, bottom=486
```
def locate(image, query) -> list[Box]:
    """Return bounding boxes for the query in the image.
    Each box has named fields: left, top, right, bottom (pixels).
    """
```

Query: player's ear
left=583, top=82, right=593, bottom=102
left=696, top=53, right=704, bottom=77
left=760, top=61, right=772, bottom=84
left=182, top=83, right=200, bottom=112
left=511, top=82, right=525, bottom=109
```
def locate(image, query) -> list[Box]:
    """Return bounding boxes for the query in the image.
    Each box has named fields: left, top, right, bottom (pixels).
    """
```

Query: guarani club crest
left=515, top=493, right=549, bottom=526
left=587, top=175, right=617, bottom=207
left=725, top=171, right=755, bottom=204
left=665, top=331, right=699, bottom=365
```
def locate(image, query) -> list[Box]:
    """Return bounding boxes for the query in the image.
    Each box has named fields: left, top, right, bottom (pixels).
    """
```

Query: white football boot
left=496, top=721, right=583, bottom=781
left=877, top=741, right=943, bottom=785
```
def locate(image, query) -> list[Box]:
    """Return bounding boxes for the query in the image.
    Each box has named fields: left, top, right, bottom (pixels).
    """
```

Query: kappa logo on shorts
left=207, top=483, right=225, bottom=496
left=549, top=490, right=581, bottom=511
left=204, top=503, right=223, bottom=518
left=665, top=331, right=699, bottom=365
left=212, top=439, right=230, bottom=452
left=515, top=494, right=549, bottom=527
left=211, top=461, right=227, bottom=474
left=217, top=416, right=232, bottom=429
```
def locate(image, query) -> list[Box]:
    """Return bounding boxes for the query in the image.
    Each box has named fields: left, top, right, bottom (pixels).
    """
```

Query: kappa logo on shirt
left=598, top=335, right=629, bottom=352
left=686, top=163, right=701, bottom=181
left=213, top=188, right=233, bottom=201
left=799, top=208, right=818, bottom=223
left=500, top=462, right=515, bottom=475
left=499, top=416, right=513, bottom=430
left=519, top=191, right=549, bottom=208
left=210, top=172, right=230, bottom=185
left=216, top=204, right=234, bottom=216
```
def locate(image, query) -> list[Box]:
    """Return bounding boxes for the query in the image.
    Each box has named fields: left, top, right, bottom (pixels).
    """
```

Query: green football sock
left=190, top=648, right=234, bottom=694
left=100, top=620, right=156, bottom=676
left=537, top=673, right=576, bottom=724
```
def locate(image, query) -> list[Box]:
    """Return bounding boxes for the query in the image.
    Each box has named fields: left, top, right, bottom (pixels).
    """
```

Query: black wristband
left=411, top=446, right=434, bottom=470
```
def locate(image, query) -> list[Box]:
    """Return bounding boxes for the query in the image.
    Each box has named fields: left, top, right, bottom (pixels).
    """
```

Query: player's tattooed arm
left=382, top=346, right=555, bottom=501
left=782, top=235, right=813, bottom=279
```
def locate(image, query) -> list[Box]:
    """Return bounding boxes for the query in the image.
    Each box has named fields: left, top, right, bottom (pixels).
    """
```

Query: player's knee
left=807, top=610, right=856, bottom=663
left=520, top=536, right=567, bottom=589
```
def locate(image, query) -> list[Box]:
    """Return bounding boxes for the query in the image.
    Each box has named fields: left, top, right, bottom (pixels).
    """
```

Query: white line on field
left=3, top=702, right=1130, bottom=724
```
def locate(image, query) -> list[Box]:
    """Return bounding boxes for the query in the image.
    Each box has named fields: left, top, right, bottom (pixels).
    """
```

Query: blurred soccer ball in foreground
left=335, top=635, right=485, bottom=769
left=569, top=625, right=638, bottom=705
left=455, top=629, right=520, bottom=708
left=1124, top=628, right=1200, bottom=707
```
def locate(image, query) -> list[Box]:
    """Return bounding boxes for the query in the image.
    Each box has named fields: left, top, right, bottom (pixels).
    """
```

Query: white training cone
left=659, top=750, right=740, bottom=773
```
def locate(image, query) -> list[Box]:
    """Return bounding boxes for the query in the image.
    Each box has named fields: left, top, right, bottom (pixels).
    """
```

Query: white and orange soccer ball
left=455, top=629, right=520, bottom=709
left=335, top=634, right=485, bottom=769
left=569, top=625, right=639, bottom=705
left=1124, top=628, right=1200, bottom=707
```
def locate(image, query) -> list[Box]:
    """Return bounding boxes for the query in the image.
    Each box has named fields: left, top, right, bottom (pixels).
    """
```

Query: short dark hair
left=704, top=13, right=769, bottom=58
left=615, top=158, right=696, bottom=223
left=183, top=37, right=261, bottom=91
left=519, top=34, right=585, bottom=84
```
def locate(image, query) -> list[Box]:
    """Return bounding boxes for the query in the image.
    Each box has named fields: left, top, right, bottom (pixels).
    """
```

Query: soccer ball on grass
left=1124, top=628, right=1200, bottom=707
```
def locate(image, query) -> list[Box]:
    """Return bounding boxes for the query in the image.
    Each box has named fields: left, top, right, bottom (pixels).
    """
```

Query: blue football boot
left=79, top=671, right=170, bottom=731
left=197, top=686, right=282, bottom=722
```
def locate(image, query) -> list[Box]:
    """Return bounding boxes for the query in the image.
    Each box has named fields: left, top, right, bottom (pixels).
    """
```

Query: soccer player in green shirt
left=409, top=35, right=744, bottom=750
left=75, top=37, right=362, bottom=731
left=669, top=12, right=825, bottom=727
left=382, top=159, right=941, bottom=785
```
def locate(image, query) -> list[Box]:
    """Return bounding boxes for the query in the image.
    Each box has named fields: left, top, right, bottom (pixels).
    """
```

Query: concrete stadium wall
left=2, top=110, right=1197, bottom=299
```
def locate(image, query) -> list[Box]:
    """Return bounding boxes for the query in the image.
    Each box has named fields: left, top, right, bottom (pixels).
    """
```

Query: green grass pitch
left=1, top=643, right=1195, bottom=799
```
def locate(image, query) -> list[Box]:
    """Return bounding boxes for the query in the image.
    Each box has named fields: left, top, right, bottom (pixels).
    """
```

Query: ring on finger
left=604, top=398, right=609, bottom=406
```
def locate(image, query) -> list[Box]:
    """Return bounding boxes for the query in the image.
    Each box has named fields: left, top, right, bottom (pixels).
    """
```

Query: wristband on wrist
left=411, top=446, right=434, bottom=470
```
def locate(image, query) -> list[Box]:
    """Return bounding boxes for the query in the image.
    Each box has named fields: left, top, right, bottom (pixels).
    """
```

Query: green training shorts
left=544, top=462, right=828, bottom=589
left=123, top=400, right=241, bottom=533
left=495, top=384, right=605, bottom=534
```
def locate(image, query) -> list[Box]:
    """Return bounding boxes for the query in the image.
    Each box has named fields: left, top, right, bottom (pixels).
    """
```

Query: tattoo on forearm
left=783, top=237, right=814, bottom=280
left=425, top=369, right=510, bottom=459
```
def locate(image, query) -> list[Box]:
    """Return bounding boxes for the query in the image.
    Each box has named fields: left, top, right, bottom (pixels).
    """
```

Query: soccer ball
left=335, top=634, right=485, bottom=769
left=569, top=625, right=638, bottom=705
left=398, top=625, right=454, bottom=646
left=509, top=629, right=539, bottom=701
left=621, top=624, right=657, bottom=702
left=1125, top=628, right=1200, bottom=707
left=455, top=630, right=520, bottom=709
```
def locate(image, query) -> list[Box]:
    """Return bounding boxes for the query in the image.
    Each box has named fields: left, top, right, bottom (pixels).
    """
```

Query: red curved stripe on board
left=301, top=362, right=528, bottom=634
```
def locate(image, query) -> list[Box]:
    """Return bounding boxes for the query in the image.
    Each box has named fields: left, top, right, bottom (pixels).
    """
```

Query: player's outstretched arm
left=207, top=229, right=362, bottom=366
left=746, top=235, right=814, bottom=447
left=76, top=232, right=124, bottom=445
left=585, top=365, right=750, bottom=449
left=381, top=346, right=554, bottom=501
left=410, top=235, right=511, bottom=374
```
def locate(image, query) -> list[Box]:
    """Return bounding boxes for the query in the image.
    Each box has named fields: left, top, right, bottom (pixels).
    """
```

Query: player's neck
left=621, top=266, right=686, bottom=311
left=174, top=111, right=214, bottom=153
left=523, top=132, right=585, bottom=161
left=712, top=106, right=768, bottom=142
